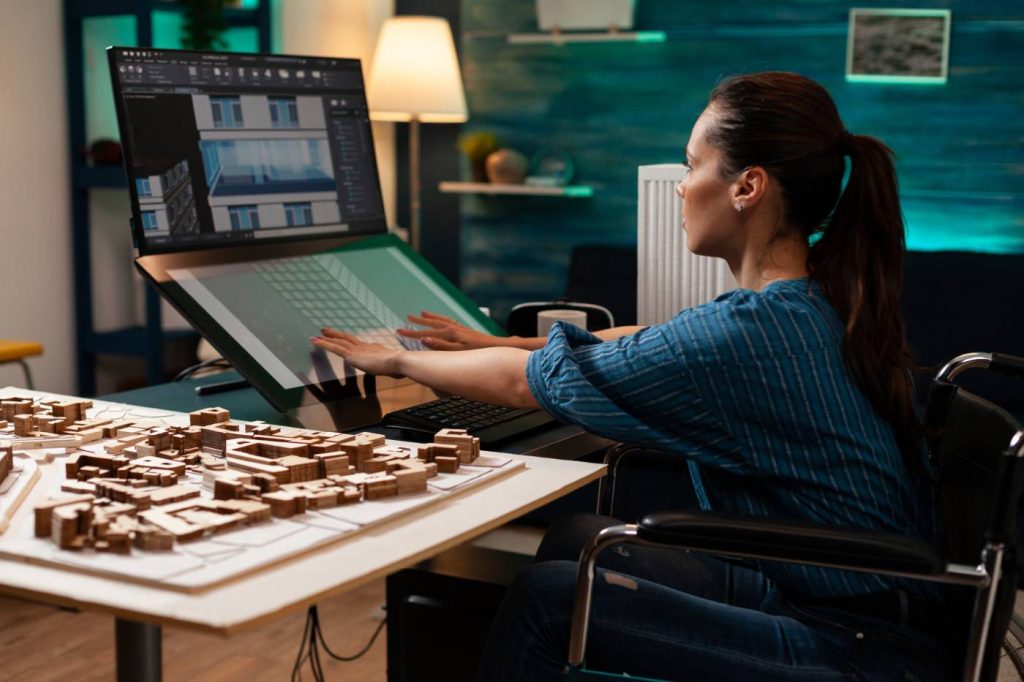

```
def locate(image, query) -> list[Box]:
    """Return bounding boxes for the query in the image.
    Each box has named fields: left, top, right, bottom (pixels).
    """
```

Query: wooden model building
left=0, top=446, right=11, bottom=484
left=0, top=438, right=42, bottom=534
left=12, top=400, right=483, bottom=554
left=0, top=397, right=92, bottom=450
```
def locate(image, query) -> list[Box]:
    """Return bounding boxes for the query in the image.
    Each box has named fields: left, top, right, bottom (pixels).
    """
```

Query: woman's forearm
left=503, top=336, right=546, bottom=351
left=593, top=325, right=646, bottom=341
left=503, top=325, right=645, bottom=351
left=395, top=347, right=540, bottom=409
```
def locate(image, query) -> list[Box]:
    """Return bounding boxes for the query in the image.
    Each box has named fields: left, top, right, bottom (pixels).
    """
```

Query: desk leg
left=115, top=618, right=162, bottom=682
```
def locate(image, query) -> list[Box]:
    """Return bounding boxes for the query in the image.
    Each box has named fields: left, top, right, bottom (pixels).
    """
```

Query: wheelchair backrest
left=925, top=381, right=1022, bottom=564
left=924, top=379, right=1024, bottom=682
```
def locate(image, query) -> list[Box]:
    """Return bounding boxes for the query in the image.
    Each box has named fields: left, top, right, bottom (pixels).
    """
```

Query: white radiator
left=636, top=164, right=736, bottom=325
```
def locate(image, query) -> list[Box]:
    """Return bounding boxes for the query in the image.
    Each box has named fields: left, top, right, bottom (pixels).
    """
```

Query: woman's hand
left=396, top=311, right=507, bottom=351
left=311, top=328, right=404, bottom=377
left=315, top=326, right=538, bottom=408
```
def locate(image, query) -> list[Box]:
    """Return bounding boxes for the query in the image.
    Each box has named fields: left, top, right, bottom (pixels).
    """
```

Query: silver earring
left=734, top=202, right=743, bottom=212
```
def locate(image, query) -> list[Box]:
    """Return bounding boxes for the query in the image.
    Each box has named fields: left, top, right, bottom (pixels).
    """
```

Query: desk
left=0, top=388, right=605, bottom=681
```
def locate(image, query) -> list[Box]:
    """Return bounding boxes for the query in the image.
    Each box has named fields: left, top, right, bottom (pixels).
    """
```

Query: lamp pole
left=409, top=116, right=421, bottom=252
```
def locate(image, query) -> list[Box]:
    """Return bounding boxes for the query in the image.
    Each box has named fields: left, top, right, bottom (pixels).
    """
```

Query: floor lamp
left=367, top=16, right=467, bottom=252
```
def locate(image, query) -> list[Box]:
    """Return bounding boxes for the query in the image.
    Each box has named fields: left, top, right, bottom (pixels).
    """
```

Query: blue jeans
left=476, top=514, right=951, bottom=681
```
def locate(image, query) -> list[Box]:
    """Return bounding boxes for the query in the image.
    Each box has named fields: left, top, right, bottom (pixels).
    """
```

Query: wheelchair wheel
left=1001, top=613, right=1024, bottom=679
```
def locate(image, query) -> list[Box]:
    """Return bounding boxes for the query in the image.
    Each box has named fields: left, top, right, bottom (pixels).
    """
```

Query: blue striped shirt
left=526, top=278, right=936, bottom=599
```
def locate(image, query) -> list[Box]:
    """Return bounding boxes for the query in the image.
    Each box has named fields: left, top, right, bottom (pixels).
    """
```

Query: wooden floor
left=0, top=580, right=387, bottom=682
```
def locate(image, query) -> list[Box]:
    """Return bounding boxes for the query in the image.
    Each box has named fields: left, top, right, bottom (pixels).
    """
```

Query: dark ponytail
left=809, top=133, right=920, bottom=461
left=707, top=72, right=922, bottom=466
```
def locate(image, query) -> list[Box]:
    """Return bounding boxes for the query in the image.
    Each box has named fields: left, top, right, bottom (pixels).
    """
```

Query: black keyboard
left=382, top=396, right=555, bottom=446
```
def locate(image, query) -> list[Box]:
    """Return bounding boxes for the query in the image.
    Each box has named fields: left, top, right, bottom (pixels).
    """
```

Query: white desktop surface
left=0, top=447, right=604, bottom=634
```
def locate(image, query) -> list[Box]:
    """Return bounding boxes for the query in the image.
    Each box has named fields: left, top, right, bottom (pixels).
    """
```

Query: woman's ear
left=731, top=166, right=769, bottom=209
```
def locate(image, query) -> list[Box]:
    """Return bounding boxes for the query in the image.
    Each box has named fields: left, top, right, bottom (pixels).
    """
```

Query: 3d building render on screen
left=135, top=159, right=199, bottom=238
left=193, top=94, right=342, bottom=233
left=113, top=49, right=387, bottom=252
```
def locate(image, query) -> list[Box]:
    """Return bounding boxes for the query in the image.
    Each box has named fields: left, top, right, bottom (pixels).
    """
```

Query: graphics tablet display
left=135, top=234, right=503, bottom=414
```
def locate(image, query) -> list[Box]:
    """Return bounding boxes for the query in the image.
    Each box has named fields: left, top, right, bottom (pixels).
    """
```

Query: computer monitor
left=110, top=47, right=503, bottom=430
left=108, top=47, right=387, bottom=255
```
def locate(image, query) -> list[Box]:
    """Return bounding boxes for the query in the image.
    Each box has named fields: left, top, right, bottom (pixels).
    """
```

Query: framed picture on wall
left=846, top=8, right=952, bottom=84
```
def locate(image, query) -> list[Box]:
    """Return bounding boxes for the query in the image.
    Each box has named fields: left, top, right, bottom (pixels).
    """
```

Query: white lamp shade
left=367, top=16, right=468, bottom=123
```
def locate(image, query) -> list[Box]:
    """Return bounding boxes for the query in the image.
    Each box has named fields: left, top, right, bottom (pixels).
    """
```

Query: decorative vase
left=471, top=159, right=489, bottom=183
left=485, top=149, right=529, bottom=184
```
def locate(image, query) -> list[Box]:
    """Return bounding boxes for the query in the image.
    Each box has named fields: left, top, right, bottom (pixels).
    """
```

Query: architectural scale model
left=0, top=388, right=522, bottom=591
left=0, top=442, right=40, bottom=534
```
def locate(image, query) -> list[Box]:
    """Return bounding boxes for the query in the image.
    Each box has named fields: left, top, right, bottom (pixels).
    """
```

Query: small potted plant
left=458, top=131, right=499, bottom=183
left=180, top=0, right=228, bottom=50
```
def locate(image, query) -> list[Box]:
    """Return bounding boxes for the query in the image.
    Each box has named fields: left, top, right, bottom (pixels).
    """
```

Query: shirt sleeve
left=525, top=319, right=748, bottom=472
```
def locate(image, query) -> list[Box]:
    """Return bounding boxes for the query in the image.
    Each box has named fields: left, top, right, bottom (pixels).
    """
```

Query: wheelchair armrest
left=638, top=511, right=945, bottom=575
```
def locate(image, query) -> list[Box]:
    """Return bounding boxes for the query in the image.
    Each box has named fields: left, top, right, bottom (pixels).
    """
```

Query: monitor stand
left=288, top=373, right=383, bottom=433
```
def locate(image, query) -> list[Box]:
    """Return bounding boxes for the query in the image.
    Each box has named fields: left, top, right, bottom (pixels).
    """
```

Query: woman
left=312, top=73, right=947, bottom=680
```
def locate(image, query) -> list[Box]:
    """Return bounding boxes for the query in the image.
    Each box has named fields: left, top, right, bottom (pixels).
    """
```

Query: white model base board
left=0, top=387, right=524, bottom=593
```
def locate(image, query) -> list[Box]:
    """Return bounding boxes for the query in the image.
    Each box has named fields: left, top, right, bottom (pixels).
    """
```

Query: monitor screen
left=108, top=47, right=387, bottom=254
left=166, top=237, right=492, bottom=391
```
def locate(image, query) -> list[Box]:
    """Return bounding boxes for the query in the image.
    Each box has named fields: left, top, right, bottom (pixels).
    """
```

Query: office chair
left=564, top=245, right=637, bottom=327
left=506, top=301, right=614, bottom=338
left=504, top=244, right=635, bottom=338
left=568, top=351, right=1024, bottom=682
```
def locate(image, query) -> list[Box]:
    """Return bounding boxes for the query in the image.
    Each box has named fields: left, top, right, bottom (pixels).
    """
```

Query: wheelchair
left=568, top=351, right=1024, bottom=681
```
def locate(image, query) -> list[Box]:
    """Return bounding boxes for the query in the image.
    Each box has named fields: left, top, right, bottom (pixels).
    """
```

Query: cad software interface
left=111, top=48, right=385, bottom=252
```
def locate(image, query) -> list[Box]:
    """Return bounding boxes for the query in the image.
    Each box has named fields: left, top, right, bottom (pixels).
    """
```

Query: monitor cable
left=173, top=357, right=231, bottom=382
left=291, top=604, right=387, bottom=682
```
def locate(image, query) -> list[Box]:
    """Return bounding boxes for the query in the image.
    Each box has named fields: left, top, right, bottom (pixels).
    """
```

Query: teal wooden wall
left=458, top=0, right=1024, bottom=323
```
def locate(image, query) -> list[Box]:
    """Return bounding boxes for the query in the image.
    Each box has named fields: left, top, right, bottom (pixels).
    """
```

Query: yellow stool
left=0, top=340, right=43, bottom=390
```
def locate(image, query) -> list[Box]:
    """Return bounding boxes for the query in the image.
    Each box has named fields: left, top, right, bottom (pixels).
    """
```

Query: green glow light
left=634, top=31, right=667, bottom=43
left=563, top=186, right=595, bottom=197
left=845, top=74, right=947, bottom=85
left=904, top=209, right=1023, bottom=255
left=83, top=16, right=137, bottom=142
left=808, top=198, right=1023, bottom=255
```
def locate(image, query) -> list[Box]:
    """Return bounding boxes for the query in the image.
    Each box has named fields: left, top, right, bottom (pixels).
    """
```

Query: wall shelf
left=506, top=30, right=666, bottom=45
left=439, top=182, right=594, bottom=197
left=75, top=165, right=127, bottom=189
